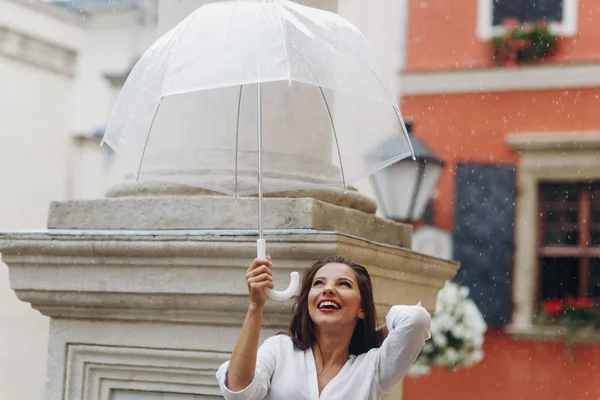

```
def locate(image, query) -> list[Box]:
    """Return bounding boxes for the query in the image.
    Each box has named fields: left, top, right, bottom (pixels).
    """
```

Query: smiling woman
left=290, top=257, right=380, bottom=357
left=215, top=255, right=431, bottom=400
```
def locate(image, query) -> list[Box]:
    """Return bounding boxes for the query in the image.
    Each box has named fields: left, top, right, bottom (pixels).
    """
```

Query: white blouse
left=216, top=305, right=431, bottom=400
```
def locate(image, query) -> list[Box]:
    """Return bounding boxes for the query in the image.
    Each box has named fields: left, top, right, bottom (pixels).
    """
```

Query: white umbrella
left=102, top=0, right=415, bottom=301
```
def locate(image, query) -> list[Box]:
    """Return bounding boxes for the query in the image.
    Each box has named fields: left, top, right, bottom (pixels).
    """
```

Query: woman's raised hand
left=245, top=254, right=274, bottom=309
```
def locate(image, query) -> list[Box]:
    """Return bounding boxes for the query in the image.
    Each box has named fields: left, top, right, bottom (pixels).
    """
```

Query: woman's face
left=307, top=263, right=363, bottom=330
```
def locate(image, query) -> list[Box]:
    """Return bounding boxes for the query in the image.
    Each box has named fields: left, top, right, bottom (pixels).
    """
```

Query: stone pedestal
left=0, top=197, right=457, bottom=400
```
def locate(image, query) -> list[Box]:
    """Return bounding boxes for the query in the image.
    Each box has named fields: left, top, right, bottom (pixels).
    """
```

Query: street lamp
left=370, top=121, right=444, bottom=222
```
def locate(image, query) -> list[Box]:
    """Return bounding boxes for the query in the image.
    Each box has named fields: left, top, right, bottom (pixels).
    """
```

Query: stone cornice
left=0, top=25, right=78, bottom=77
left=506, top=132, right=600, bottom=151
left=398, top=63, right=600, bottom=96
left=47, top=197, right=411, bottom=248
left=0, top=229, right=458, bottom=325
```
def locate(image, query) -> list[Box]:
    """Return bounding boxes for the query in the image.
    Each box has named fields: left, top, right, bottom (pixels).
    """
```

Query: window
left=492, top=0, right=564, bottom=26
left=537, top=183, right=600, bottom=302
left=507, top=133, right=600, bottom=333
left=477, top=0, right=578, bottom=39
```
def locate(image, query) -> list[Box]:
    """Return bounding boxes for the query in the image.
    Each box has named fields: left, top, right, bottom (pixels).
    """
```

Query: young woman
left=216, top=255, right=431, bottom=399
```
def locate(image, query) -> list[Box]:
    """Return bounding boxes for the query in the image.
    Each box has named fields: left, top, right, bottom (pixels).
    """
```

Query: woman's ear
left=358, top=310, right=364, bottom=319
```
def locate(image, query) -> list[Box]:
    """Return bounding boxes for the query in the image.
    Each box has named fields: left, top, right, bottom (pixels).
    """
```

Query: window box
left=490, top=20, right=558, bottom=67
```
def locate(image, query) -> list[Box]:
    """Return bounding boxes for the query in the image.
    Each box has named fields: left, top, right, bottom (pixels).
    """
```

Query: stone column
left=113, top=0, right=352, bottom=209
left=112, top=0, right=386, bottom=216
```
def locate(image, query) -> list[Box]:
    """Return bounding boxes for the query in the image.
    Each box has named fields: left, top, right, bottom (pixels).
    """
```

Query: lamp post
left=370, top=121, right=444, bottom=223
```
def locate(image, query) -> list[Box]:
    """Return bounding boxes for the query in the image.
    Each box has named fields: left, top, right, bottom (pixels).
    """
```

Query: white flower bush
left=409, top=281, right=487, bottom=376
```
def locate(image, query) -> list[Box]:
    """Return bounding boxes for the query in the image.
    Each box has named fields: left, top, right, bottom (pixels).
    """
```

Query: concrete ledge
left=506, top=324, right=600, bottom=344
left=399, top=63, right=600, bottom=95
left=506, top=132, right=600, bottom=151
left=0, top=229, right=458, bottom=325
left=47, top=196, right=412, bottom=248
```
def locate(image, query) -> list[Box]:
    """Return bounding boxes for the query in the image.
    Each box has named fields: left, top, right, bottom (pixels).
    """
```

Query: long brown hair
left=287, top=255, right=381, bottom=356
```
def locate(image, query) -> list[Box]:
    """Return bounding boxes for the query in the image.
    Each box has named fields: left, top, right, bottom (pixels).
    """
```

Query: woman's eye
left=313, top=280, right=324, bottom=286
left=340, top=281, right=351, bottom=287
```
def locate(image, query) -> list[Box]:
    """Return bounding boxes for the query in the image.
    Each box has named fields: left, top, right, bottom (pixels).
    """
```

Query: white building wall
left=0, top=1, right=157, bottom=398
left=67, top=1, right=158, bottom=199
left=69, top=3, right=158, bottom=136
left=0, top=1, right=85, bottom=398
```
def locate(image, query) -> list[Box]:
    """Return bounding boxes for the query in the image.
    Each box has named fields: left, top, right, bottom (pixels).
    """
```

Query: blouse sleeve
left=374, top=303, right=431, bottom=392
left=215, top=336, right=280, bottom=400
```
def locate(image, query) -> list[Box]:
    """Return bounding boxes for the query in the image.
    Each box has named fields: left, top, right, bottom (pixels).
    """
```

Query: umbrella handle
left=257, top=239, right=300, bottom=301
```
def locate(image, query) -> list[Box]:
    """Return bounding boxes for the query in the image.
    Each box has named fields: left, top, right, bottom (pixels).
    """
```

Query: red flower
left=573, top=297, right=595, bottom=308
left=536, top=19, right=549, bottom=28
left=565, top=296, right=577, bottom=306
left=502, top=18, right=520, bottom=29
left=522, top=23, right=534, bottom=33
left=564, top=296, right=595, bottom=309
left=543, top=299, right=564, bottom=315
left=511, top=39, right=532, bottom=51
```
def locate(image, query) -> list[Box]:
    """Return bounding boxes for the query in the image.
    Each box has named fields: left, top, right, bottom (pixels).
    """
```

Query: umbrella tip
left=100, top=140, right=104, bottom=147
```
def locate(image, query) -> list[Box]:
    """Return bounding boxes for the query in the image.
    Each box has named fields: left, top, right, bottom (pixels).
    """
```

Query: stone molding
left=0, top=24, right=78, bottom=77
left=47, top=196, right=409, bottom=247
left=106, top=184, right=379, bottom=215
left=506, top=132, right=600, bottom=330
left=398, top=63, right=600, bottom=96
left=0, top=230, right=458, bottom=325
left=506, top=132, right=600, bottom=151
left=65, top=344, right=227, bottom=400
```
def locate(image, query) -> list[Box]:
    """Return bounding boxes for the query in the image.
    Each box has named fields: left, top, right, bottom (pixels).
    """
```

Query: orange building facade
left=400, top=1, right=600, bottom=399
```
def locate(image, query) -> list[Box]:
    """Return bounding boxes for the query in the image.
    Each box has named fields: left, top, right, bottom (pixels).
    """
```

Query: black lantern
left=370, top=121, right=444, bottom=222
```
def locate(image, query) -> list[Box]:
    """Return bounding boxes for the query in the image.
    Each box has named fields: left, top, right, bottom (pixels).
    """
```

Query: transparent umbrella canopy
left=102, top=0, right=415, bottom=301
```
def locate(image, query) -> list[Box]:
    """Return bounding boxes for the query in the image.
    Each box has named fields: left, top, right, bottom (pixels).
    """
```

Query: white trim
left=398, top=63, right=600, bottom=95
left=477, top=0, right=578, bottom=39
left=562, top=0, right=579, bottom=36
left=397, top=0, right=409, bottom=71
left=476, top=0, right=493, bottom=39
left=506, top=132, right=600, bottom=151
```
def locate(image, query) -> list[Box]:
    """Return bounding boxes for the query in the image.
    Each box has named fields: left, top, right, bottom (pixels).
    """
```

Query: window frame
left=505, top=133, right=600, bottom=334
left=476, top=0, right=578, bottom=39
left=536, top=183, right=600, bottom=302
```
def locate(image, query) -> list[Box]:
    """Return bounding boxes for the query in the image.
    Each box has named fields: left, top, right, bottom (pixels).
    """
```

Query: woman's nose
left=322, top=287, right=335, bottom=295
